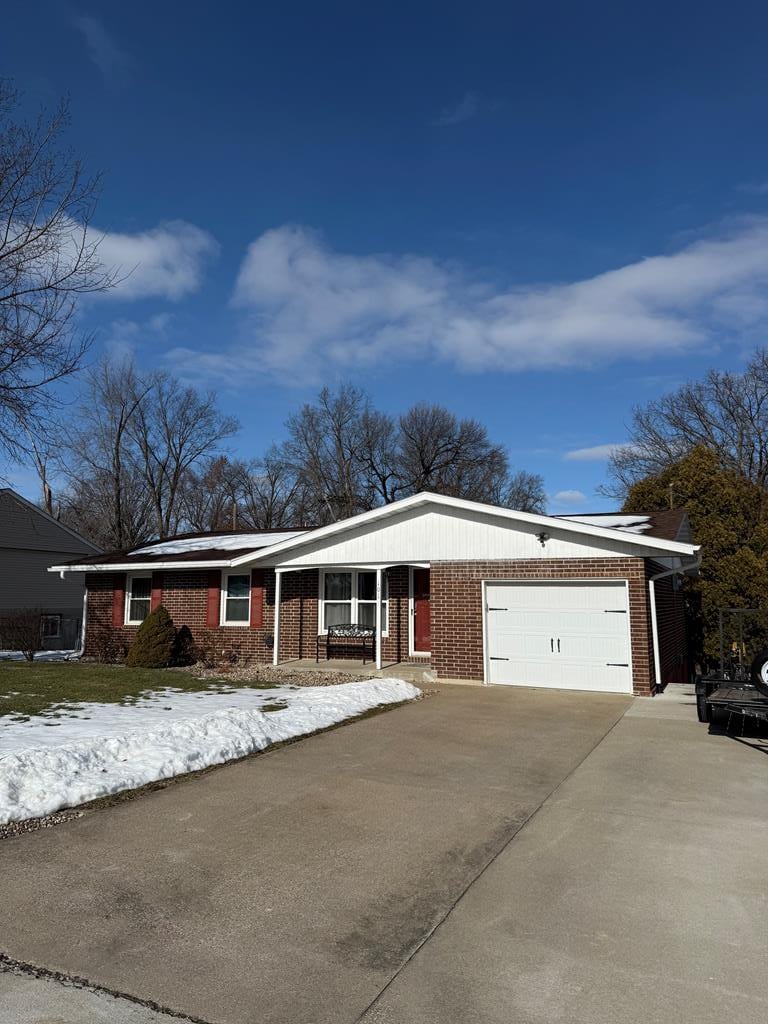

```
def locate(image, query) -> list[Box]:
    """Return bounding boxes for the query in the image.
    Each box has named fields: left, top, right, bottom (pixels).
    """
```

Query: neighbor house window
left=41, top=614, right=61, bottom=639
left=222, top=573, right=251, bottom=625
left=319, top=570, right=388, bottom=633
left=125, top=575, right=151, bottom=625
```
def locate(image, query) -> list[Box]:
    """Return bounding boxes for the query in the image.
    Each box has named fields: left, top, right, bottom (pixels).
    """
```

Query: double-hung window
left=320, top=570, right=388, bottom=633
left=125, top=575, right=151, bottom=625
left=222, top=573, right=251, bottom=625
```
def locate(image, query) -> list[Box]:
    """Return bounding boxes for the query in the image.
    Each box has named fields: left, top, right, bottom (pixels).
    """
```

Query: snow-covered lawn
left=0, top=649, right=79, bottom=662
left=0, top=679, right=420, bottom=824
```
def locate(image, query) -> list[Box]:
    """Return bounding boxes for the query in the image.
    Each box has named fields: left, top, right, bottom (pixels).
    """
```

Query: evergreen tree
left=126, top=606, right=176, bottom=668
left=623, top=446, right=768, bottom=663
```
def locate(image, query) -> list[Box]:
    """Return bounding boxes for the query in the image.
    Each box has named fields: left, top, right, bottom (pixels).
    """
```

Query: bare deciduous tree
left=129, top=374, right=239, bottom=538
left=60, top=360, right=153, bottom=550
left=181, top=455, right=243, bottom=532
left=269, top=386, right=545, bottom=522
left=0, top=82, right=114, bottom=460
left=607, top=349, right=768, bottom=499
left=59, top=359, right=237, bottom=547
left=236, top=450, right=308, bottom=529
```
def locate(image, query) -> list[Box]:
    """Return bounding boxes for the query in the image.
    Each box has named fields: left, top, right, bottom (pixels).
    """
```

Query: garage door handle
left=490, top=656, right=509, bottom=661
left=487, top=607, right=508, bottom=612
left=605, top=609, right=627, bottom=614
left=606, top=663, right=629, bottom=667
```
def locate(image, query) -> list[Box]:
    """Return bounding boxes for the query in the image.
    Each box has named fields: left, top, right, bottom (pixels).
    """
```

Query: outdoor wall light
left=537, top=531, right=550, bottom=546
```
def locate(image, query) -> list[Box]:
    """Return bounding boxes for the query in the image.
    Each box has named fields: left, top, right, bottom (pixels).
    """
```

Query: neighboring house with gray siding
left=0, top=489, right=100, bottom=650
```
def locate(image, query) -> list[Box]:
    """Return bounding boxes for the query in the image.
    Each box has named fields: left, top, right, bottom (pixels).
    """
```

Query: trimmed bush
left=171, top=624, right=197, bottom=666
left=126, top=605, right=176, bottom=668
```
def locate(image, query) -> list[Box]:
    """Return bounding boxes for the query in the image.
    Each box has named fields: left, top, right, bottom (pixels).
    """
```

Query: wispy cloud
left=73, top=14, right=134, bottom=83
left=102, top=313, right=175, bottom=362
left=552, top=489, right=587, bottom=506
left=564, top=443, right=631, bottom=462
left=432, top=91, right=479, bottom=126
left=167, top=218, right=768, bottom=385
left=93, top=221, right=218, bottom=301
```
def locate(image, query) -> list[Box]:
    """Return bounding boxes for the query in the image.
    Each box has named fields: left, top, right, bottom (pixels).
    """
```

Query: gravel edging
left=178, top=663, right=378, bottom=687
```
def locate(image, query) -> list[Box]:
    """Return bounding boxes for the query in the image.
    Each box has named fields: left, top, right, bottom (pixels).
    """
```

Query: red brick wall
left=430, top=559, right=656, bottom=695
left=647, top=561, right=689, bottom=685
left=84, top=566, right=426, bottom=666
left=85, top=570, right=278, bottom=662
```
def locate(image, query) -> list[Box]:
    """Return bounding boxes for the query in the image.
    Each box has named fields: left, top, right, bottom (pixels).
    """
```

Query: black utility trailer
left=696, top=650, right=768, bottom=726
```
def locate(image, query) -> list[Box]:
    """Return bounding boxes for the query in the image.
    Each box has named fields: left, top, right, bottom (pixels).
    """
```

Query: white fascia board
left=48, top=559, right=236, bottom=574
left=230, top=491, right=701, bottom=566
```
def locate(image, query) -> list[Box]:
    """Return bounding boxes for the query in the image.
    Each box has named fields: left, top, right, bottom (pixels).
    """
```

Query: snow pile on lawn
left=0, top=679, right=419, bottom=823
left=0, top=649, right=79, bottom=662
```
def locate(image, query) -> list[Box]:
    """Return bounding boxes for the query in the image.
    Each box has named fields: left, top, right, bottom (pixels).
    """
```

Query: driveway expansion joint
left=353, top=702, right=630, bottom=1023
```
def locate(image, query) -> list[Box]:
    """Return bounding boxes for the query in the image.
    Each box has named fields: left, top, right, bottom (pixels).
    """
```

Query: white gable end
left=256, top=505, right=674, bottom=568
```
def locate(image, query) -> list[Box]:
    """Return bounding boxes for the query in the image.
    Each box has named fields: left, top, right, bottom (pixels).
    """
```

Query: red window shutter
left=150, top=571, right=163, bottom=612
left=206, top=570, right=221, bottom=628
left=250, top=569, right=265, bottom=628
left=112, top=573, right=127, bottom=627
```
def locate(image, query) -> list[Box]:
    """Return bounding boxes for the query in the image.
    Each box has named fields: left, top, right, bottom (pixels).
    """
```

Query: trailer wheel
left=749, top=649, right=768, bottom=697
left=696, top=692, right=712, bottom=723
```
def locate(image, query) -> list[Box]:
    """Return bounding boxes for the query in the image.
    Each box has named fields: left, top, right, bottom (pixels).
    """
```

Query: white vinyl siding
left=125, top=575, right=151, bottom=625
left=269, top=506, right=667, bottom=569
left=319, top=570, right=388, bottom=634
left=221, top=573, right=251, bottom=625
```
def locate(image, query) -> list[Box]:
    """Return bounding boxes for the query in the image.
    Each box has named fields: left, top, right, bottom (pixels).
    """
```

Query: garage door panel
left=485, top=581, right=632, bottom=694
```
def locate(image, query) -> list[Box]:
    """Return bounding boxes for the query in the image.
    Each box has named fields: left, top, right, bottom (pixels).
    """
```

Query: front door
left=412, top=568, right=431, bottom=654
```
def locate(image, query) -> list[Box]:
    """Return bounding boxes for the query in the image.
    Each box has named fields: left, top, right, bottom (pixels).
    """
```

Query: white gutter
left=648, top=553, right=702, bottom=693
left=49, top=559, right=238, bottom=574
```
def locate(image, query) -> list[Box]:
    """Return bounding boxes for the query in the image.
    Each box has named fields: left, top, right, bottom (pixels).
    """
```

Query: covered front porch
left=271, top=563, right=432, bottom=671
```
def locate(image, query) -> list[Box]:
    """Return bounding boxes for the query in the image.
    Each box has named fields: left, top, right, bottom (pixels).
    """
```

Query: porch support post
left=375, top=567, right=383, bottom=670
left=273, top=569, right=282, bottom=666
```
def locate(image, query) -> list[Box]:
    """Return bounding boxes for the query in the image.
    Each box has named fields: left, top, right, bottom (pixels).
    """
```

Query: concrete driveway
left=0, top=683, right=765, bottom=1024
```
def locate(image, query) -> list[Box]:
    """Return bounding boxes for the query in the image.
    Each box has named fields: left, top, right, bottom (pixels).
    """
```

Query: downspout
left=60, top=571, right=87, bottom=660
left=648, top=553, right=701, bottom=694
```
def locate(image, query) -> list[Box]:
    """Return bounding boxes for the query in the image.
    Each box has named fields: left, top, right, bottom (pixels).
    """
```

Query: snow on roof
left=558, top=514, right=652, bottom=535
left=131, top=532, right=306, bottom=556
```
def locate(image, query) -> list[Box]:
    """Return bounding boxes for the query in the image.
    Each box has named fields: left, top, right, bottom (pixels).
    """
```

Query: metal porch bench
left=316, top=623, right=376, bottom=664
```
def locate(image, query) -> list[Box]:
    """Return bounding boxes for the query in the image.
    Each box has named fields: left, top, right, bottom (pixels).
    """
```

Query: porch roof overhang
left=274, top=561, right=430, bottom=572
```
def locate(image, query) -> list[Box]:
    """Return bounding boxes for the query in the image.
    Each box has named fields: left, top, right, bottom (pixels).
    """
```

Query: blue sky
left=5, top=0, right=768, bottom=510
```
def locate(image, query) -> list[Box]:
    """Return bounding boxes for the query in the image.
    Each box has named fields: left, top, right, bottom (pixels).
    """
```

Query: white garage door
left=485, top=580, right=632, bottom=693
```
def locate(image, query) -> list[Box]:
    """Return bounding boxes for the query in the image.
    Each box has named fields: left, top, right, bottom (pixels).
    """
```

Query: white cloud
left=95, top=221, right=218, bottom=301
left=552, top=489, right=587, bottom=506
left=168, top=219, right=768, bottom=384
left=433, top=92, right=480, bottom=126
left=73, top=15, right=134, bottom=83
left=564, top=443, right=631, bottom=462
left=102, top=313, right=175, bottom=361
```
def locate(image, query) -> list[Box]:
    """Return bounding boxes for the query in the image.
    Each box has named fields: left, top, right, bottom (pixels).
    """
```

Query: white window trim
left=318, top=569, right=389, bottom=636
left=125, top=573, right=152, bottom=626
left=221, top=570, right=252, bottom=627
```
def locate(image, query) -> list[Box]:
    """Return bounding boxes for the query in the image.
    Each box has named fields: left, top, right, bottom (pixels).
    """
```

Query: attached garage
left=484, top=580, right=632, bottom=693
left=65, top=493, right=700, bottom=697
